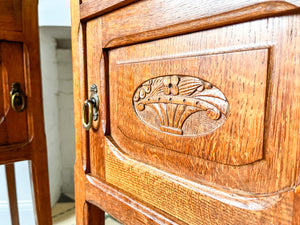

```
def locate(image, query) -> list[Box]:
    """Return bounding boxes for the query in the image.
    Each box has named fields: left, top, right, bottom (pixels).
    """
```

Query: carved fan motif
left=133, top=75, right=229, bottom=136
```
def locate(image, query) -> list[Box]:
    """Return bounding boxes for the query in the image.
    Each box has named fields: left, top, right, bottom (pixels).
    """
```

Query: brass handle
left=10, top=82, right=26, bottom=112
left=82, top=84, right=99, bottom=130
left=82, top=100, right=93, bottom=130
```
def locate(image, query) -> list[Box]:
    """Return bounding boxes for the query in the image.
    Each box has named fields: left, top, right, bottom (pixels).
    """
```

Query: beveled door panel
left=0, top=42, right=28, bottom=146
left=110, top=48, right=268, bottom=166
left=95, top=15, right=300, bottom=194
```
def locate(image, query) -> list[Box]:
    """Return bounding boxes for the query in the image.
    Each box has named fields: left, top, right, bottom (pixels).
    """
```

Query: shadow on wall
left=39, top=26, right=75, bottom=207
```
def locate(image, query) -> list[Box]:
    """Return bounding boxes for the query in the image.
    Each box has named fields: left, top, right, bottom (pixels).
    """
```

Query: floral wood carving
left=133, top=75, right=229, bottom=136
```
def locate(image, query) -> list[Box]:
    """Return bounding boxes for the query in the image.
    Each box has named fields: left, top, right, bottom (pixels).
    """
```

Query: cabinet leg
left=29, top=158, right=52, bottom=225
left=75, top=163, right=105, bottom=225
left=5, top=164, right=20, bottom=225
left=84, top=202, right=105, bottom=225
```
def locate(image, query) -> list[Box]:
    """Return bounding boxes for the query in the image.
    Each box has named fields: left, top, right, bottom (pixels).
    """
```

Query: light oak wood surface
left=71, top=0, right=300, bottom=224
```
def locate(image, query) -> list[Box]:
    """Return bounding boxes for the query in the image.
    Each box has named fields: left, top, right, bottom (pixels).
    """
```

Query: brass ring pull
left=82, top=100, right=93, bottom=130
left=11, top=92, right=26, bottom=112
left=10, top=82, right=26, bottom=112
left=82, top=84, right=99, bottom=131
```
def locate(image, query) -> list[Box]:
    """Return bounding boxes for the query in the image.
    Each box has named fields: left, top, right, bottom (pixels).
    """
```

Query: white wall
left=38, top=0, right=71, bottom=26
left=38, top=0, right=73, bottom=206
left=39, top=27, right=62, bottom=206
left=57, top=48, right=75, bottom=195
left=39, top=26, right=74, bottom=206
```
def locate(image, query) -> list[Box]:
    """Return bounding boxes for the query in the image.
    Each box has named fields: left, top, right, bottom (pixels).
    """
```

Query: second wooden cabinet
left=72, top=0, right=300, bottom=224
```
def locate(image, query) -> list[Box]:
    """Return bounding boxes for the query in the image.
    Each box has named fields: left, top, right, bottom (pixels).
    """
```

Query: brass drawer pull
left=10, top=82, right=26, bottom=112
left=82, top=84, right=99, bottom=130
left=82, top=100, right=93, bottom=130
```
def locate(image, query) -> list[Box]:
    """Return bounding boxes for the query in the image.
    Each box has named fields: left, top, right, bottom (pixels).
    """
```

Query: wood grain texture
left=22, top=2, right=52, bottom=223
left=0, top=146, right=31, bottom=164
left=84, top=202, right=105, bottom=225
left=80, top=0, right=138, bottom=20
left=81, top=0, right=300, bottom=23
left=0, top=0, right=52, bottom=224
left=0, top=140, right=31, bottom=153
left=72, top=0, right=87, bottom=223
left=292, top=186, right=300, bottom=225
left=101, top=15, right=300, bottom=194
left=72, top=0, right=106, bottom=224
left=86, top=17, right=107, bottom=179
left=101, top=1, right=300, bottom=48
left=293, top=99, right=300, bottom=225
left=132, top=75, right=230, bottom=136
left=105, top=137, right=295, bottom=225
left=72, top=0, right=300, bottom=224
left=86, top=175, right=186, bottom=225
left=110, top=47, right=268, bottom=166
left=0, top=31, right=24, bottom=43
left=0, top=0, right=22, bottom=32
left=0, top=42, right=28, bottom=146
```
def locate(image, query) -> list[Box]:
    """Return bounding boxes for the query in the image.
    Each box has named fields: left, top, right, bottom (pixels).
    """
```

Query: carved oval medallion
left=133, top=75, right=229, bottom=136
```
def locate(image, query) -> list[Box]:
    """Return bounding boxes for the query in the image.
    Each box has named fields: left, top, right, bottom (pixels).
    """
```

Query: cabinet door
left=77, top=1, right=300, bottom=224
left=0, top=42, right=28, bottom=146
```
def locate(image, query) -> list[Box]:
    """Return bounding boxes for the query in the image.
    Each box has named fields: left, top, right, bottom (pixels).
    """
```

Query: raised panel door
left=73, top=0, right=300, bottom=224
left=87, top=15, right=300, bottom=224
left=0, top=42, right=28, bottom=146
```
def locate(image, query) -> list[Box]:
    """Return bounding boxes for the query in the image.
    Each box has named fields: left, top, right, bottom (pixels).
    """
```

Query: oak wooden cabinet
left=0, top=0, right=52, bottom=224
left=71, top=1, right=300, bottom=224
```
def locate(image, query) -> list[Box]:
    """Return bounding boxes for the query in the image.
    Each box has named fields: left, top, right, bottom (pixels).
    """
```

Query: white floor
left=52, top=202, right=121, bottom=225
left=52, top=202, right=76, bottom=225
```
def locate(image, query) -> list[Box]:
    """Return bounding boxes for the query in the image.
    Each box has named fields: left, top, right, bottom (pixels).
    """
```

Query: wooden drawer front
left=0, top=42, right=28, bottom=146
left=0, top=0, right=22, bottom=32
